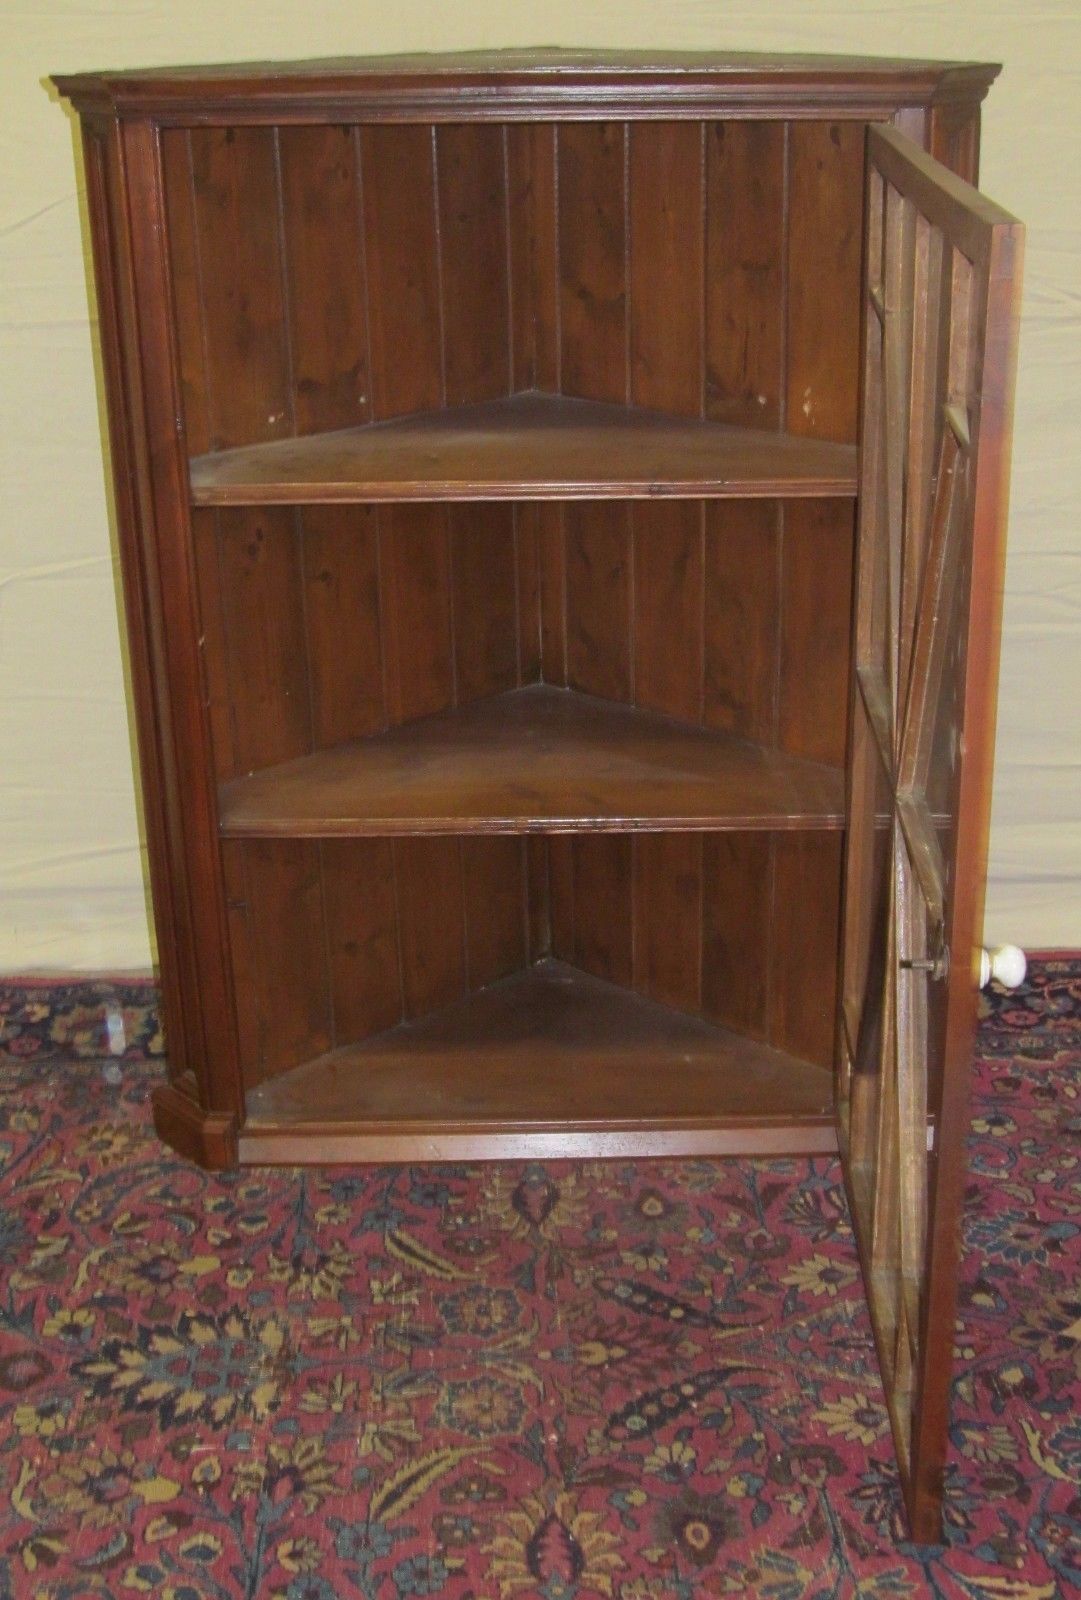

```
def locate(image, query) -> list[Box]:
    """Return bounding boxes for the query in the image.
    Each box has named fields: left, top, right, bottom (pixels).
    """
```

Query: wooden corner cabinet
left=54, top=51, right=1022, bottom=1539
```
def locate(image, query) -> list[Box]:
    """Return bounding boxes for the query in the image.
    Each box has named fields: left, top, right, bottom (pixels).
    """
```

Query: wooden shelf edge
left=217, top=685, right=847, bottom=839
left=219, top=813, right=847, bottom=839
left=189, top=391, right=858, bottom=506
left=192, top=479, right=858, bottom=507
left=238, top=1121, right=840, bottom=1165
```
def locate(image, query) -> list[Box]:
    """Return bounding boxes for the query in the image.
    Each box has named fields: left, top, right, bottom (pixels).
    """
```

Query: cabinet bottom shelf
left=240, top=959, right=837, bottom=1163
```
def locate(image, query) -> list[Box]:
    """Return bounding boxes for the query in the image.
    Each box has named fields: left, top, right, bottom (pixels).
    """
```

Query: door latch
left=901, top=947, right=950, bottom=981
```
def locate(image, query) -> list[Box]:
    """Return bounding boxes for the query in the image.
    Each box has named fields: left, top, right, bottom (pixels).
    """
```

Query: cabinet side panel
left=82, top=120, right=195, bottom=1088
left=179, top=131, right=316, bottom=769
left=119, top=117, right=246, bottom=1119
left=197, top=506, right=524, bottom=757
left=233, top=832, right=533, bottom=1067
left=928, top=103, right=981, bottom=184
left=436, top=123, right=511, bottom=406
left=360, top=124, right=443, bottom=417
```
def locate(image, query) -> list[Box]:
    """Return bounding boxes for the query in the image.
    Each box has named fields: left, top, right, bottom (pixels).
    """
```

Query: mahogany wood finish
left=55, top=51, right=1019, bottom=1544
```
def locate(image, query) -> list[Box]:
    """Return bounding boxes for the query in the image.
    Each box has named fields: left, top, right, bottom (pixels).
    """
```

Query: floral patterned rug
left=0, top=960, right=1078, bottom=1599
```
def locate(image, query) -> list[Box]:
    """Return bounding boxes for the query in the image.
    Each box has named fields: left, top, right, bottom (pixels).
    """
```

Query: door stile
left=907, top=214, right=1024, bottom=1542
left=837, top=124, right=1023, bottom=1542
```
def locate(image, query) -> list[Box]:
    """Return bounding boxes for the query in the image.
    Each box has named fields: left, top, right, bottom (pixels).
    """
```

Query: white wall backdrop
left=2, top=0, right=1079, bottom=969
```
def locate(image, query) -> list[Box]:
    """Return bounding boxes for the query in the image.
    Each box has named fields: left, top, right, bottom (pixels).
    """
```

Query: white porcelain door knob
left=979, top=944, right=1027, bottom=990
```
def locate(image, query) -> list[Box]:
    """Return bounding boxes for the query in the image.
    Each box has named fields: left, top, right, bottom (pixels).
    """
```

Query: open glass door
left=838, top=125, right=1023, bottom=1542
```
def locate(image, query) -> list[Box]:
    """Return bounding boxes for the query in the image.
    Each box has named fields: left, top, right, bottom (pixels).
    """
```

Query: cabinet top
left=53, top=48, right=1000, bottom=122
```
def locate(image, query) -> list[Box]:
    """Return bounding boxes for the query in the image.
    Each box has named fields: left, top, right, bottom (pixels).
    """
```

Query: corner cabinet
left=54, top=52, right=1022, bottom=1541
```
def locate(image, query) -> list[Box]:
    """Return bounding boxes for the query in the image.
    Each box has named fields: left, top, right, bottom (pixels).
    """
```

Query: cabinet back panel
left=778, top=501, right=856, bottom=767
left=278, top=126, right=371, bottom=436
left=448, top=504, right=521, bottom=704
left=302, top=505, right=386, bottom=748
left=164, top=122, right=515, bottom=443
left=632, top=501, right=705, bottom=723
left=557, top=122, right=628, bottom=403
left=548, top=830, right=841, bottom=1069
left=515, top=504, right=544, bottom=683
left=703, top=500, right=781, bottom=743
left=702, top=833, right=772, bottom=1039
left=165, top=116, right=866, bottom=1086
left=225, top=836, right=532, bottom=1088
left=771, top=833, right=844, bottom=1068
left=163, top=117, right=865, bottom=444
left=194, top=503, right=535, bottom=775
left=191, top=499, right=535, bottom=1088
left=436, top=124, right=512, bottom=406
left=628, top=123, right=705, bottom=416
left=785, top=122, right=864, bottom=443
left=633, top=834, right=704, bottom=1013
left=506, top=125, right=559, bottom=392
left=358, top=123, right=443, bottom=416
left=704, top=121, right=785, bottom=430
left=564, top=502, right=632, bottom=701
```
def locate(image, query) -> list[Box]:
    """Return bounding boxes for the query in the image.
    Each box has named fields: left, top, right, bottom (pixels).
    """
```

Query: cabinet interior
left=164, top=115, right=866, bottom=1139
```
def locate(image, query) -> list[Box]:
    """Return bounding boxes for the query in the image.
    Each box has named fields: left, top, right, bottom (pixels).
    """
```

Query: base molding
left=152, top=1073, right=237, bottom=1170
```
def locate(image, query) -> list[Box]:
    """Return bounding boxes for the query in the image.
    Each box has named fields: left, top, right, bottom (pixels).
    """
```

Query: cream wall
left=2, top=0, right=1078, bottom=970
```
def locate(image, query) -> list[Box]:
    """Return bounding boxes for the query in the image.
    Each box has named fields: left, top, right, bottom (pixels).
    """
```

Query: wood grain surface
left=219, top=684, right=846, bottom=837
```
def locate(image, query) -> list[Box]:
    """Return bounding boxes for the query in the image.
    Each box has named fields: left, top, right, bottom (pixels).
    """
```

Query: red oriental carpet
left=0, top=958, right=1078, bottom=1598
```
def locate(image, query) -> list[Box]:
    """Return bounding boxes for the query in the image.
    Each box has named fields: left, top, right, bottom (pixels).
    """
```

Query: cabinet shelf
left=218, top=685, right=846, bottom=837
left=189, top=391, right=858, bottom=505
left=241, top=959, right=837, bottom=1161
